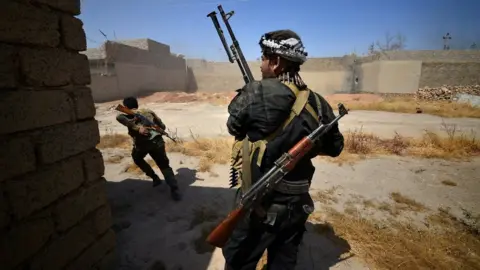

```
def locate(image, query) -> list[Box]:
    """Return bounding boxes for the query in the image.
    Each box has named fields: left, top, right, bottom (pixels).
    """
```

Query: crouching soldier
left=116, top=97, right=181, bottom=201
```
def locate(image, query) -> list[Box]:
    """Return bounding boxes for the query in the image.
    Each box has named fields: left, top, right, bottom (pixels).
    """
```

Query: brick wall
left=0, top=1, right=115, bottom=269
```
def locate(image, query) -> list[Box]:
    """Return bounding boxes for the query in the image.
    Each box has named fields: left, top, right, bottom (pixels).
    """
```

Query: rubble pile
left=416, top=85, right=480, bottom=101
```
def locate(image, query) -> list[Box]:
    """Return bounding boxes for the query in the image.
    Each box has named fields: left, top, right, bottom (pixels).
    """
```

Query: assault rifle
left=206, top=103, right=349, bottom=248
left=207, top=5, right=254, bottom=84
left=115, top=104, right=179, bottom=143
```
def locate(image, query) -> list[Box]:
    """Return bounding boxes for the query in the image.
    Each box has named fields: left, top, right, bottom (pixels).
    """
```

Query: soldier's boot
left=161, top=167, right=181, bottom=201
left=151, top=174, right=162, bottom=188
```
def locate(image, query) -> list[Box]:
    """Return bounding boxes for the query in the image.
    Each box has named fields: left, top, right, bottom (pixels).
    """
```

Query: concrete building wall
left=0, top=1, right=114, bottom=269
left=188, top=50, right=480, bottom=94
left=358, top=61, right=381, bottom=92
left=87, top=45, right=480, bottom=101
left=86, top=39, right=194, bottom=102
left=377, top=60, right=422, bottom=93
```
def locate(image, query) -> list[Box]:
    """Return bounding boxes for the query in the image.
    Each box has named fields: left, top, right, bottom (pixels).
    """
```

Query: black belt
left=274, top=179, right=310, bottom=195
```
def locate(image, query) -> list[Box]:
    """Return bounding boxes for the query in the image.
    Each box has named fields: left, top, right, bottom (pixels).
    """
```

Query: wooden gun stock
left=206, top=207, right=247, bottom=248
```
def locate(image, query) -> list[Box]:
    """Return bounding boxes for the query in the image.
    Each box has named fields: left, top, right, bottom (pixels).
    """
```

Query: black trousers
left=222, top=199, right=310, bottom=270
left=131, top=139, right=178, bottom=189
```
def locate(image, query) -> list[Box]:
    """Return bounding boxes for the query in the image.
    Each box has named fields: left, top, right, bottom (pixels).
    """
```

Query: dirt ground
left=96, top=94, right=480, bottom=270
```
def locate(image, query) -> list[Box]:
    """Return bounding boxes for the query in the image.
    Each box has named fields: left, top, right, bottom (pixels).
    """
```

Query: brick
left=0, top=136, right=36, bottom=182
left=0, top=1, right=60, bottom=47
left=0, top=214, right=54, bottom=270
left=0, top=90, right=75, bottom=136
left=54, top=179, right=108, bottom=232
left=71, top=53, right=92, bottom=85
left=83, top=149, right=105, bottom=182
left=5, top=157, right=84, bottom=219
left=66, top=229, right=115, bottom=270
left=70, top=87, right=96, bottom=120
left=61, top=15, right=87, bottom=51
left=33, top=0, right=81, bottom=15
left=35, top=120, right=100, bottom=164
left=0, top=191, right=10, bottom=230
left=19, top=47, right=73, bottom=87
left=30, top=205, right=112, bottom=270
left=0, top=44, right=18, bottom=89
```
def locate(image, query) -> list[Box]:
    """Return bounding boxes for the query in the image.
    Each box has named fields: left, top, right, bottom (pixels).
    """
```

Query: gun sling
left=240, top=82, right=322, bottom=195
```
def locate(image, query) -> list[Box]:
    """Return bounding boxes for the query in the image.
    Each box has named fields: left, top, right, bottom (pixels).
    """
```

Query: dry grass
left=329, top=96, right=480, bottom=118
left=389, top=192, right=427, bottom=212
left=98, top=123, right=479, bottom=172
left=309, top=206, right=480, bottom=270
left=97, top=133, right=132, bottom=149
left=124, top=159, right=156, bottom=174
left=326, top=124, right=480, bottom=165
left=165, top=135, right=232, bottom=172
left=311, top=186, right=340, bottom=205
left=442, top=180, right=458, bottom=186
left=105, top=155, right=125, bottom=164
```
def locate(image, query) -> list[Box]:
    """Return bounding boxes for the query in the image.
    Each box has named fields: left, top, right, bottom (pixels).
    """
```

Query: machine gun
left=207, top=5, right=254, bottom=84
left=207, top=5, right=255, bottom=189
left=206, top=104, right=349, bottom=247
left=115, top=104, right=180, bottom=143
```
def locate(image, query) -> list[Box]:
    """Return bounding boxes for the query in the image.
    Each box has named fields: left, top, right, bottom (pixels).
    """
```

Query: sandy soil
left=96, top=96, right=480, bottom=269
left=102, top=148, right=479, bottom=270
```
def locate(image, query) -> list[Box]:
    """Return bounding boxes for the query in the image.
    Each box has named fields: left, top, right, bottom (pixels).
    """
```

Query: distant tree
left=367, top=32, right=407, bottom=56
left=376, top=32, right=407, bottom=51
left=471, top=42, right=478, bottom=50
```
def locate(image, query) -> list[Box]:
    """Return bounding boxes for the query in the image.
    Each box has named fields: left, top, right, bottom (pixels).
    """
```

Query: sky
left=79, top=0, right=480, bottom=61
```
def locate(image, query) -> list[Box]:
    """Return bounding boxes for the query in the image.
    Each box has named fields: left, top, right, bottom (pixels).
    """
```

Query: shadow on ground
left=105, top=168, right=353, bottom=270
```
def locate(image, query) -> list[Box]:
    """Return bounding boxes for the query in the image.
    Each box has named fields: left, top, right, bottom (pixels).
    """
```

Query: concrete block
left=30, top=205, right=112, bottom=270
left=70, top=87, right=96, bottom=119
left=0, top=90, right=75, bottom=136
left=61, top=15, right=87, bottom=51
left=0, top=136, right=36, bottom=182
left=83, top=149, right=105, bottom=182
left=71, top=53, right=91, bottom=85
left=66, top=229, right=115, bottom=270
left=54, top=179, right=108, bottom=232
left=35, top=120, right=100, bottom=164
left=5, top=157, right=84, bottom=219
left=0, top=215, right=54, bottom=270
left=0, top=44, right=18, bottom=89
left=0, top=1, right=60, bottom=47
left=19, top=47, right=73, bottom=87
left=32, top=0, right=81, bottom=15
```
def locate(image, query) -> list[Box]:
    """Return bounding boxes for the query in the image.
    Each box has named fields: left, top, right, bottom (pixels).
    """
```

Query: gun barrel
left=207, top=11, right=234, bottom=63
left=217, top=5, right=254, bottom=83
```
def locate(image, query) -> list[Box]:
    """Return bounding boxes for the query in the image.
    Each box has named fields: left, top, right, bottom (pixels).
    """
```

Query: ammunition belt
left=274, top=179, right=310, bottom=195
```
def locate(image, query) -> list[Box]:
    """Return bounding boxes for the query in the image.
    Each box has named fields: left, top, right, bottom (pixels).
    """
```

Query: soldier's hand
left=138, top=126, right=149, bottom=135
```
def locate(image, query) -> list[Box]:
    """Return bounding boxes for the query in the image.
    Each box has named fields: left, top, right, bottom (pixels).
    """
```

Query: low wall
left=419, top=62, right=480, bottom=87
left=90, top=62, right=197, bottom=102
left=357, top=61, right=422, bottom=93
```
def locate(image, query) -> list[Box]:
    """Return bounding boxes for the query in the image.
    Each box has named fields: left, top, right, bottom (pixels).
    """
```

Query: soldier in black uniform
left=222, top=30, right=344, bottom=269
left=116, top=97, right=181, bottom=201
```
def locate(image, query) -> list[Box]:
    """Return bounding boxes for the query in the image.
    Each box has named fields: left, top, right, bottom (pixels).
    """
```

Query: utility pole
left=443, top=32, right=452, bottom=50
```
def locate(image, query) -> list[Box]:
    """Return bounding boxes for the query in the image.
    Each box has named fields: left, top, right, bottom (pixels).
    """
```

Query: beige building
left=83, top=39, right=198, bottom=102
